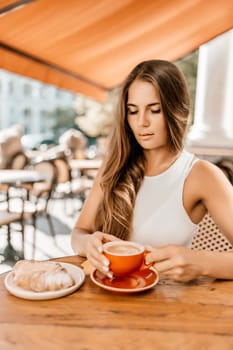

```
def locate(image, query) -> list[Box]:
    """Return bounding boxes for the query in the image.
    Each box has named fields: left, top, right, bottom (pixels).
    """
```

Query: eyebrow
left=127, top=102, right=160, bottom=107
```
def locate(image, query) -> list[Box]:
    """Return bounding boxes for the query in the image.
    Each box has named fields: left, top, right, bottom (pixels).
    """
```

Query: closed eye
left=127, top=110, right=138, bottom=115
left=127, top=108, right=161, bottom=115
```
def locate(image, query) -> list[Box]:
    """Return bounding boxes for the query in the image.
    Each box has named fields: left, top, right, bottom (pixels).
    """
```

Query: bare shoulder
left=182, top=158, right=233, bottom=222
left=186, top=158, right=233, bottom=239
left=190, top=158, right=226, bottom=179
left=187, top=158, right=232, bottom=196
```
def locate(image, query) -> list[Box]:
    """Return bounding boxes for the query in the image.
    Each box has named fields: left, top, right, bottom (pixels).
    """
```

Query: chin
left=139, top=141, right=160, bottom=149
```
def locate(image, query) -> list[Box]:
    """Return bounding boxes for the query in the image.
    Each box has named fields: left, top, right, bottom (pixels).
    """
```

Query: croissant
left=12, top=260, right=75, bottom=292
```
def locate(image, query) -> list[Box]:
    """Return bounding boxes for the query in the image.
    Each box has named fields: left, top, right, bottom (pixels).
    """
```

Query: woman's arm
left=146, top=160, right=233, bottom=281
left=71, top=168, right=103, bottom=256
left=192, top=160, right=233, bottom=244
left=146, top=245, right=233, bottom=281
left=71, top=167, right=118, bottom=277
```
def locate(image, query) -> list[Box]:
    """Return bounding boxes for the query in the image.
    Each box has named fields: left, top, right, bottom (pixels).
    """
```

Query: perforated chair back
left=191, top=213, right=233, bottom=252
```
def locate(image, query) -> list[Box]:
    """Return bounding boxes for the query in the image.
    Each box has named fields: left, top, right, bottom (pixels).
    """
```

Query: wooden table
left=0, top=255, right=233, bottom=350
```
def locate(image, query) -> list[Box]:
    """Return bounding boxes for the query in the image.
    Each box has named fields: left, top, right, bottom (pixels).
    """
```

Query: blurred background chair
left=0, top=126, right=29, bottom=205
left=59, top=128, right=88, bottom=160
left=6, top=151, right=28, bottom=170
left=0, top=124, right=24, bottom=169
left=7, top=160, right=57, bottom=258
left=51, top=156, right=92, bottom=215
left=0, top=210, right=24, bottom=262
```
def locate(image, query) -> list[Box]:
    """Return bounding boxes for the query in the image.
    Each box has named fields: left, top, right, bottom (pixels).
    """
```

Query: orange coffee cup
left=103, top=241, right=151, bottom=277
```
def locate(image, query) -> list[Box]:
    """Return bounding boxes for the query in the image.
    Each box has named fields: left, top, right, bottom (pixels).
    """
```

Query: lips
left=138, top=133, right=154, bottom=138
left=139, top=133, right=154, bottom=136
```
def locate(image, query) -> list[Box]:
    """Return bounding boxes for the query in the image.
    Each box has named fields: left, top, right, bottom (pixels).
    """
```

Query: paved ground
left=0, top=198, right=81, bottom=274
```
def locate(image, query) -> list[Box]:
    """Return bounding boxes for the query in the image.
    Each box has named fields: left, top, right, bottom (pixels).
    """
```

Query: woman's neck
left=144, top=148, right=181, bottom=176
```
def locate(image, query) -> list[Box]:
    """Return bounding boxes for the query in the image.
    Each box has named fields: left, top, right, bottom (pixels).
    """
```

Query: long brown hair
left=95, top=60, right=190, bottom=239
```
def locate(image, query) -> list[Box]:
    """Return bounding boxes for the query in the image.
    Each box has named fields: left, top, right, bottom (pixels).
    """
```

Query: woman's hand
left=86, top=231, right=120, bottom=278
left=145, top=245, right=203, bottom=282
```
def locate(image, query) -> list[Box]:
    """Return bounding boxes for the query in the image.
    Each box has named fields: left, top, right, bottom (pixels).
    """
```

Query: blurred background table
left=69, top=159, right=102, bottom=176
left=0, top=170, right=46, bottom=187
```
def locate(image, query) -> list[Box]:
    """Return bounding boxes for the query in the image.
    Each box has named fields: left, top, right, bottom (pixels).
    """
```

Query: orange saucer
left=90, top=268, right=159, bottom=293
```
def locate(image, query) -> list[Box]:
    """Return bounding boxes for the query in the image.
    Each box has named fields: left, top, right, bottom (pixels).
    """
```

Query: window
left=24, top=108, right=31, bottom=117
left=9, top=80, right=14, bottom=94
left=23, top=83, right=32, bottom=96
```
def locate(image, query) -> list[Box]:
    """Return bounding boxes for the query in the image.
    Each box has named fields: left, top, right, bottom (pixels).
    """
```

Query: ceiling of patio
left=0, top=0, right=232, bottom=101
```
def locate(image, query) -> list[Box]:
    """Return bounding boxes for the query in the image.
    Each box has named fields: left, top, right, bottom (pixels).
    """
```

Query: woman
left=71, top=59, right=233, bottom=282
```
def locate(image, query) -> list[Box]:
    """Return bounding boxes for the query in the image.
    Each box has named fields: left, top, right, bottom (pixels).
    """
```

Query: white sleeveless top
left=130, top=150, right=198, bottom=247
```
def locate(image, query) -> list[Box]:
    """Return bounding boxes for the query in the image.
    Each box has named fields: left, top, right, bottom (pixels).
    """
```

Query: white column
left=186, top=29, right=233, bottom=148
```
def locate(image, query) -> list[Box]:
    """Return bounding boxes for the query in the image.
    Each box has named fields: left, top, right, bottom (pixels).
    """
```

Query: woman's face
left=127, top=79, right=168, bottom=151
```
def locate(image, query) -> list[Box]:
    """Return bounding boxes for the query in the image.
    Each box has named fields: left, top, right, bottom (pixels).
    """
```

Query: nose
left=138, top=111, right=150, bottom=127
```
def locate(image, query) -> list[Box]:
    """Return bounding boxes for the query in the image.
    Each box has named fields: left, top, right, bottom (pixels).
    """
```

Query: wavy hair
left=95, top=60, right=190, bottom=240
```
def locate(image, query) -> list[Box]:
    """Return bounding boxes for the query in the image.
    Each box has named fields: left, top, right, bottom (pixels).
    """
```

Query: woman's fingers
left=87, top=255, right=112, bottom=278
left=89, top=232, right=105, bottom=253
left=91, top=232, right=119, bottom=252
left=87, top=248, right=112, bottom=278
left=87, top=239, right=108, bottom=266
left=87, top=245, right=108, bottom=266
left=145, top=245, right=184, bottom=280
left=145, top=245, right=182, bottom=265
left=152, top=259, right=175, bottom=274
left=102, top=233, right=121, bottom=244
left=86, top=231, right=115, bottom=278
left=146, top=245, right=200, bottom=282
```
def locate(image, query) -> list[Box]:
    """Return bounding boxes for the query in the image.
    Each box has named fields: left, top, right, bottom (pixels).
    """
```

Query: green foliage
left=175, top=50, right=198, bottom=124
left=47, top=107, right=77, bottom=141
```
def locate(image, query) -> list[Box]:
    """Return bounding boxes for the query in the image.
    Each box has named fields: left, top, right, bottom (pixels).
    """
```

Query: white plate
left=4, top=262, right=85, bottom=300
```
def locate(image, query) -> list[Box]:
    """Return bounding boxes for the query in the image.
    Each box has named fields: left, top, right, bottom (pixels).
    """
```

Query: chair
left=191, top=213, right=233, bottom=252
left=0, top=151, right=29, bottom=205
left=8, top=160, right=57, bottom=258
left=6, top=151, right=28, bottom=170
left=0, top=210, right=24, bottom=261
left=51, top=157, right=92, bottom=214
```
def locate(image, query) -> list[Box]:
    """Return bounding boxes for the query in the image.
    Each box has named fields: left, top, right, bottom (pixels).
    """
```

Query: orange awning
left=0, top=0, right=232, bottom=101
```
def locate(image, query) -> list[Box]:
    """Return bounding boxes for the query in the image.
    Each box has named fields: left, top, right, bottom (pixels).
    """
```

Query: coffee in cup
left=103, top=241, right=150, bottom=276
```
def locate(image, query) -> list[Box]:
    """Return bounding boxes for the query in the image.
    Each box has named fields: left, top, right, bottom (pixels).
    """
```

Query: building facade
left=0, top=69, right=77, bottom=135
